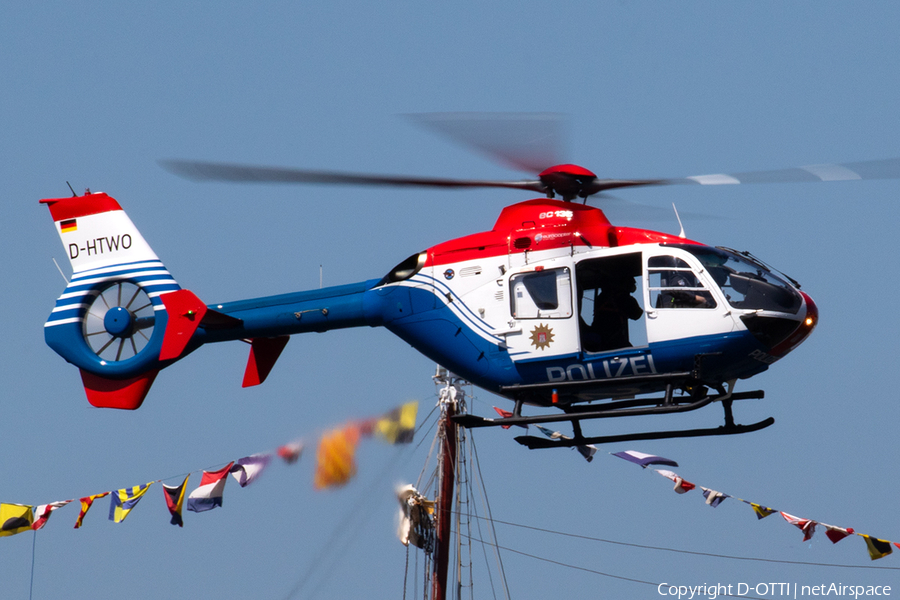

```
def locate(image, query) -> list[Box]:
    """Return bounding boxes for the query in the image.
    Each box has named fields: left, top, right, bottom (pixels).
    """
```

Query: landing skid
left=513, top=417, right=774, bottom=449
left=452, top=387, right=773, bottom=448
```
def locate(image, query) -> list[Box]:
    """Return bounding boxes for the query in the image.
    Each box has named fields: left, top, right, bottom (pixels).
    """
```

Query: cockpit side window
left=510, top=268, right=572, bottom=319
left=679, top=246, right=802, bottom=314
left=649, top=255, right=717, bottom=309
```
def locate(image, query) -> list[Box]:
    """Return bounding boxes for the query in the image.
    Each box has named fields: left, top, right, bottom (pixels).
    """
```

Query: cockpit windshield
left=677, top=245, right=802, bottom=314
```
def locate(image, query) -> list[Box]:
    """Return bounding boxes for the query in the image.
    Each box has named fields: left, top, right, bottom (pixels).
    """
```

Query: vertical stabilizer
left=42, top=193, right=167, bottom=275
left=41, top=192, right=182, bottom=408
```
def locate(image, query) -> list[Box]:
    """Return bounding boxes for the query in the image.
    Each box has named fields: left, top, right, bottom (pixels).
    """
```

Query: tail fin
left=42, top=192, right=183, bottom=409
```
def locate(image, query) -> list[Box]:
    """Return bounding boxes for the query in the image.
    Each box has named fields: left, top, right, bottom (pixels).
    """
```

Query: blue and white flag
left=230, top=454, right=272, bottom=488
left=701, top=487, right=729, bottom=508
left=612, top=450, right=678, bottom=468
left=536, top=426, right=597, bottom=463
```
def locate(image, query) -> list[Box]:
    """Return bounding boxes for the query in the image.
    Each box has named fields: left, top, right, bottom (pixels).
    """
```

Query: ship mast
left=431, top=367, right=462, bottom=600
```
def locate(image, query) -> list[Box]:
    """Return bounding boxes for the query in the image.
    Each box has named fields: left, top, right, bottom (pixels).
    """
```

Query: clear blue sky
left=2, top=2, right=900, bottom=598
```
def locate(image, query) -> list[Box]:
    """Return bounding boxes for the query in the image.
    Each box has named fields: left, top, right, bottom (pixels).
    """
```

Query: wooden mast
left=431, top=369, right=459, bottom=600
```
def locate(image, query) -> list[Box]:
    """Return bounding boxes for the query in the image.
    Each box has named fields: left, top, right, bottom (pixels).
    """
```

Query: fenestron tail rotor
left=83, top=281, right=156, bottom=362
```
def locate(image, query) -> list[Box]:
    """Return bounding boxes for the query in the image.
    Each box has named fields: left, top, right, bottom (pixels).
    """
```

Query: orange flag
left=314, top=425, right=361, bottom=490
left=74, top=492, right=110, bottom=529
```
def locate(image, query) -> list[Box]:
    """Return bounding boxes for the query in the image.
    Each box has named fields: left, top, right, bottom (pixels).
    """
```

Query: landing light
left=805, top=317, right=815, bottom=327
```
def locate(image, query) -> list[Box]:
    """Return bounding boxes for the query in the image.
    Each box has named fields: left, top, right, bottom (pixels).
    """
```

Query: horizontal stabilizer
left=242, top=336, right=290, bottom=387
left=200, top=309, right=243, bottom=330
left=80, top=369, right=158, bottom=410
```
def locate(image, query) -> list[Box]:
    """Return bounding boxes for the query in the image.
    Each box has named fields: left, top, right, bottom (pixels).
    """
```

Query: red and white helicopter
left=40, top=117, right=900, bottom=448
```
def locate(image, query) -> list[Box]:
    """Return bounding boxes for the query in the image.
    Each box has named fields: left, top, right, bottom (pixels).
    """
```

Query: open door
left=575, top=252, right=647, bottom=354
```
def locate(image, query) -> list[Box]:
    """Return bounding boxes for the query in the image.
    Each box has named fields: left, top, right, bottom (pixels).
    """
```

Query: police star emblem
left=529, top=323, right=554, bottom=350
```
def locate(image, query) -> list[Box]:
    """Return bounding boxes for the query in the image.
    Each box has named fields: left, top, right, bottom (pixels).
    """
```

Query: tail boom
left=42, top=191, right=389, bottom=409
left=42, top=192, right=391, bottom=409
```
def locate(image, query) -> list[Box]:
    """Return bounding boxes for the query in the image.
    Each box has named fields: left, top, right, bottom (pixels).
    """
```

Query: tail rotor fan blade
left=83, top=282, right=156, bottom=362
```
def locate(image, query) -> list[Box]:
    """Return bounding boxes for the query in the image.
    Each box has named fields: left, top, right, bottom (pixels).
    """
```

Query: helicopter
left=39, top=131, right=900, bottom=448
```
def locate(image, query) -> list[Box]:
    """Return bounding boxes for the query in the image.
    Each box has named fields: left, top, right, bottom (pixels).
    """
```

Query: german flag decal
left=60, top=218, right=77, bottom=233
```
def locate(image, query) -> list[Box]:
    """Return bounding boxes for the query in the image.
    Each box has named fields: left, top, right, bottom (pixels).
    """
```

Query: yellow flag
left=375, top=401, right=418, bottom=444
left=314, top=425, right=360, bottom=489
left=749, top=502, right=777, bottom=520
left=861, top=534, right=894, bottom=560
left=109, top=482, right=154, bottom=523
left=0, top=504, right=34, bottom=537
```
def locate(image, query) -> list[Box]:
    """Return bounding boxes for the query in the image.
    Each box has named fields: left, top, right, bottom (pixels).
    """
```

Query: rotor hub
left=538, top=164, right=598, bottom=201
left=104, top=306, right=136, bottom=338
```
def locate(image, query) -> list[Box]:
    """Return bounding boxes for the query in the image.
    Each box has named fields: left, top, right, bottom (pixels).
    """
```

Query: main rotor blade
left=160, top=160, right=546, bottom=193
left=671, top=158, right=900, bottom=186
left=161, top=156, right=900, bottom=199
left=406, top=112, right=567, bottom=174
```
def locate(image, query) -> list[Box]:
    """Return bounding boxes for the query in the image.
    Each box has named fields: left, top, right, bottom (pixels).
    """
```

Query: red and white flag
left=187, top=463, right=234, bottom=513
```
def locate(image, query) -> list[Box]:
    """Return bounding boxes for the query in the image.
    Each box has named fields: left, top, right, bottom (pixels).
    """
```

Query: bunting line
left=610, top=448, right=899, bottom=562
left=0, top=401, right=418, bottom=537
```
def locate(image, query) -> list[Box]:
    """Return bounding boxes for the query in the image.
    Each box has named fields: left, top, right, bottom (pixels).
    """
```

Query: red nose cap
left=770, top=292, right=818, bottom=357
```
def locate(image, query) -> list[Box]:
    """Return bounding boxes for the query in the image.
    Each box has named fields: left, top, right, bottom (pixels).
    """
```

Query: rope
left=463, top=513, right=900, bottom=571
left=402, top=544, right=410, bottom=600
left=29, top=531, right=36, bottom=600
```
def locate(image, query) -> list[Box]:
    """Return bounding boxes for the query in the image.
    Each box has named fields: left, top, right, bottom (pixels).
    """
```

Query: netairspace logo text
left=657, top=582, right=892, bottom=599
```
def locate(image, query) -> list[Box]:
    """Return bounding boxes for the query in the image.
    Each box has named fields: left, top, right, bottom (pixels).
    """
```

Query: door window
left=510, top=268, right=572, bottom=319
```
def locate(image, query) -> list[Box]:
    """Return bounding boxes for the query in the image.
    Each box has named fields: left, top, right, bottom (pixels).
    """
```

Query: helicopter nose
left=768, top=292, right=818, bottom=357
